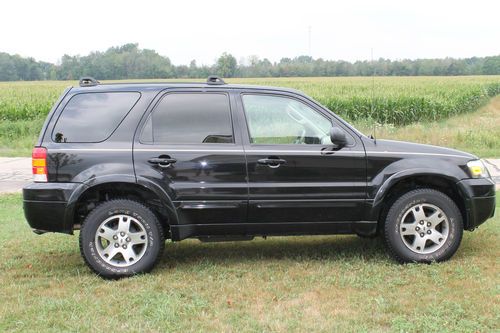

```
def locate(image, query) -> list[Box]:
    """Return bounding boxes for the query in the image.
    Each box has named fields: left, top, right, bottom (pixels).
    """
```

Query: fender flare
left=369, top=167, right=463, bottom=221
left=63, top=175, right=178, bottom=231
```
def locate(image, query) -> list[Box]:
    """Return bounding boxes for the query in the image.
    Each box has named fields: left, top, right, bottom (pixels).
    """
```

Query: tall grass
left=232, top=76, right=500, bottom=125
left=1, top=76, right=499, bottom=124
left=0, top=81, right=66, bottom=121
left=0, top=76, right=499, bottom=156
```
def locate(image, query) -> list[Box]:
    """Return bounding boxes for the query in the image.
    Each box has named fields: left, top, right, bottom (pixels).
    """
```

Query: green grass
left=0, top=119, right=45, bottom=157
left=0, top=193, right=498, bottom=332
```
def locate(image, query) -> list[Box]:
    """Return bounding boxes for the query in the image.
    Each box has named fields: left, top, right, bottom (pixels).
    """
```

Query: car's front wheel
left=79, top=199, right=164, bottom=279
left=384, top=188, right=463, bottom=263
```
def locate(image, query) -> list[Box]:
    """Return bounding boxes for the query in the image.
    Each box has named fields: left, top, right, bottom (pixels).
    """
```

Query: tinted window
left=242, top=94, right=333, bottom=145
left=142, top=93, right=233, bottom=144
left=53, top=92, right=140, bottom=143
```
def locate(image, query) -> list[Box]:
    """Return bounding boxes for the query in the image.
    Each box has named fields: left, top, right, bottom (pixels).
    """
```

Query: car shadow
left=156, top=235, right=389, bottom=270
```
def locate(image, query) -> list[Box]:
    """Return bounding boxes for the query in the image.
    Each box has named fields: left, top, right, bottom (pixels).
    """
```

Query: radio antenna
left=371, top=48, right=377, bottom=144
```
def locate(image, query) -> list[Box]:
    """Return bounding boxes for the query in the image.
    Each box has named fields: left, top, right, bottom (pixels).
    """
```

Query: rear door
left=133, top=90, right=247, bottom=225
left=238, top=92, right=367, bottom=226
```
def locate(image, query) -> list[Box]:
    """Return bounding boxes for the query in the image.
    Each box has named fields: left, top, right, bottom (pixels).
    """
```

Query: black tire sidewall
left=80, top=200, right=163, bottom=278
left=385, top=189, right=463, bottom=263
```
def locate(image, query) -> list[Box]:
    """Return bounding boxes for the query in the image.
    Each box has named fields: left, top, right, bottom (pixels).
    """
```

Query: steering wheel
left=293, top=129, right=306, bottom=144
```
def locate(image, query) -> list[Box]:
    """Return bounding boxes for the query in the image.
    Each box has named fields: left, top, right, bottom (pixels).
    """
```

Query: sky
left=1, top=0, right=499, bottom=65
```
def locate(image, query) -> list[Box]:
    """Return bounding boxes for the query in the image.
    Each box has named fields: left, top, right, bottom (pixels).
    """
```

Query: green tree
left=482, top=56, right=500, bottom=74
left=0, top=45, right=498, bottom=81
left=215, top=52, right=237, bottom=78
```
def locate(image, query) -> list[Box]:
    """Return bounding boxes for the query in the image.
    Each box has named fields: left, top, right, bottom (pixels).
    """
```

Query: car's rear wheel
left=384, top=188, right=463, bottom=263
left=79, top=199, right=164, bottom=279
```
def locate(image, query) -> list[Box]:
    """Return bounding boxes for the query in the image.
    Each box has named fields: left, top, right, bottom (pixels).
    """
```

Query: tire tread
left=79, top=199, right=164, bottom=279
left=384, top=188, right=463, bottom=263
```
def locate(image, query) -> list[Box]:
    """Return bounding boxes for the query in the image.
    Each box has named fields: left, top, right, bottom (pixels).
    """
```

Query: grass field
left=0, top=193, right=498, bottom=332
left=0, top=76, right=499, bottom=157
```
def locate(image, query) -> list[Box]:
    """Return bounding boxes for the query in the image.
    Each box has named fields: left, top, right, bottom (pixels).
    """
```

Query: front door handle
left=257, top=158, right=286, bottom=168
left=148, top=157, right=177, bottom=168
left=321, top=146, right=342, bottom=155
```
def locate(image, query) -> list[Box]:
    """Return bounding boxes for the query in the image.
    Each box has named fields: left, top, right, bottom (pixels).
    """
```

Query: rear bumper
left=457, top=178, right=496, bottom=230
left=23, top=182, right=80, bottom=234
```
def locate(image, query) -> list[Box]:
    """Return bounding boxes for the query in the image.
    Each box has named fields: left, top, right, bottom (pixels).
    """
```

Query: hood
left=369, top=139, right=477, bottom=160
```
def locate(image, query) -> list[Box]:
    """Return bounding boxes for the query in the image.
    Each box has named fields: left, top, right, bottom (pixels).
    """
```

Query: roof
left=72, top=77, right=305, bottom=96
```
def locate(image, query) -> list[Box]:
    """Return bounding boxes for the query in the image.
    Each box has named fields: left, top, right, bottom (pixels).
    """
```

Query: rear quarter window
left=52, top=92, right=140, bottom=143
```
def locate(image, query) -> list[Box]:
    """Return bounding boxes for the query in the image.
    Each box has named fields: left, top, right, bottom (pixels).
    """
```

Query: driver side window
left=242, top=94, right=333, bottom=145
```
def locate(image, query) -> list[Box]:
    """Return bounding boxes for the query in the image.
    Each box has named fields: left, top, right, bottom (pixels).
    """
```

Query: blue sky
left=1, top=0, right=499, bottom=65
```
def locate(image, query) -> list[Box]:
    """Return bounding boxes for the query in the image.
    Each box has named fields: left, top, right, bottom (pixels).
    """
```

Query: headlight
left=466, top=160, right=490, bottom=178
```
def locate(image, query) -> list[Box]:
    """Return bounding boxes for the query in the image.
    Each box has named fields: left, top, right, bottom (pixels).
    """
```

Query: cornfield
left=0, top=76, right=499, bottom=125
left=232, top=76, right=500, bottom=125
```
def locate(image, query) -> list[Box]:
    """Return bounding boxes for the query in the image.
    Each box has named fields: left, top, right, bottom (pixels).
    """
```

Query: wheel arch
left=65, top=177, right=178, bottom=234
left=371, top=170, right=468, bottom=232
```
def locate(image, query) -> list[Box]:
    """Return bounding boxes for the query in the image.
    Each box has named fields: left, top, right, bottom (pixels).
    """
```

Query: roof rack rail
left=79, top=77, right=100, bottom=87
left=206, top=75, right=226, bottom=85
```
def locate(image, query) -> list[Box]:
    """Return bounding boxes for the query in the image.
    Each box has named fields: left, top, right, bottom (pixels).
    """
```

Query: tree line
left=0, top=43, right=499, bottom=81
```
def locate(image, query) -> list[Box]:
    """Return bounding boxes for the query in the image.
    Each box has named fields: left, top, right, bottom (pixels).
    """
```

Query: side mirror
left=329, top=127, right=347, bottom=147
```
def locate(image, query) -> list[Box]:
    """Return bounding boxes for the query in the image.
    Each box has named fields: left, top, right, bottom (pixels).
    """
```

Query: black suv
left=23, top=76, right=496, bottom=278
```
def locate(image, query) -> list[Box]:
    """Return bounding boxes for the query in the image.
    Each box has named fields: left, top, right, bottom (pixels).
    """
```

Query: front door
left=133, top=91, right=247, bottom=225
left=238, top=92, right=367, bottom=227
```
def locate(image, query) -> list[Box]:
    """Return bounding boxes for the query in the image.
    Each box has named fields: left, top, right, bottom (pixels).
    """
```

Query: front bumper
left=457, top=178, right=496, bottom=230
left=23, top=182, right=80, bottom=234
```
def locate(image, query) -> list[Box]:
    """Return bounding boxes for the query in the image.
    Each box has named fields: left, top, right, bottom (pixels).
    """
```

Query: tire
left=384, top=188, right=463, bottom=263
left=79, top=199, right=164, bottom=279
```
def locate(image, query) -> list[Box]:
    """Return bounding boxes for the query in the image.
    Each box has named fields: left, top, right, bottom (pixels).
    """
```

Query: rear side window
left=52, top=92, right=140, bottom=143
left=141, top=93, right=233, bottom=144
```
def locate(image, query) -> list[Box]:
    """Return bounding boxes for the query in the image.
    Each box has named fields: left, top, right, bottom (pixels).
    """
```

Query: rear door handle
left=257, top=158, right=286, bottom=168
left=148, top=157, right=177, bottom=168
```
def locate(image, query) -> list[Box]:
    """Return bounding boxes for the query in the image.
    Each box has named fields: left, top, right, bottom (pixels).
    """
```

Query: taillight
left=32, top=147, right=48, bottom=182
